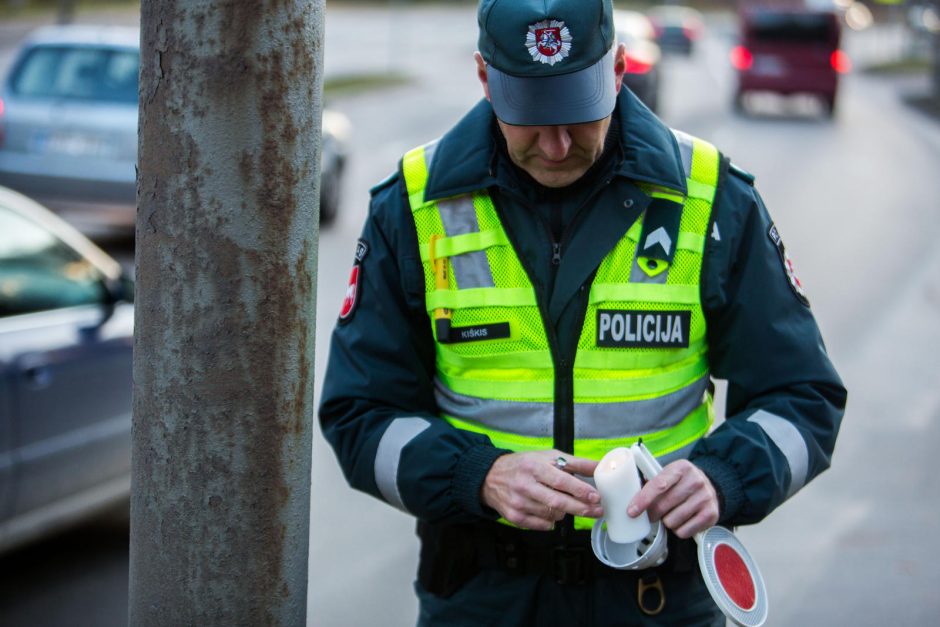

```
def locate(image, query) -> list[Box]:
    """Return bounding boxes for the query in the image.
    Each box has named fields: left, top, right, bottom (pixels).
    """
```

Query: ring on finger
left=553, top=456, right=568, bottom=470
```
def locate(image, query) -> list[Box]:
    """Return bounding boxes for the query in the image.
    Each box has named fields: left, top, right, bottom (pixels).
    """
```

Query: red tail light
left=624, top=53, right=653, bottom=75
left=730, top=46, right=753, bottom=71
left=830, top=50, right=851, bottom=74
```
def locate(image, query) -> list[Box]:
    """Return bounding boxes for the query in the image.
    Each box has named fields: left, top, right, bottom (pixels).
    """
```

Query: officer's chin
left=528, top=165, right=588, bottom=188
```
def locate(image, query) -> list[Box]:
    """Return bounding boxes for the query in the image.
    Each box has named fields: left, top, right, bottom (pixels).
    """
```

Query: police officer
left=320, top=0, right=846, bottom=624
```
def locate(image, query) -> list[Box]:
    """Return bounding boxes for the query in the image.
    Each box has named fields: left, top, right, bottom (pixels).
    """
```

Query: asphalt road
left=1, top=6, right=939, bottom=627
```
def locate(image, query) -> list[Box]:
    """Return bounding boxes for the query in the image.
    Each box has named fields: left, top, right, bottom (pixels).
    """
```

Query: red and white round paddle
left=631, top=442, right=768, bottom=627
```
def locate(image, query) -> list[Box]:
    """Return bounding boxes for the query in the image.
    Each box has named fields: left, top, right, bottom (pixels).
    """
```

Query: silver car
left=0, top=24, right=349, bottom=236
left=0, top=25, right=138, bottom=237
left=0, top=185, right=134, bottom=553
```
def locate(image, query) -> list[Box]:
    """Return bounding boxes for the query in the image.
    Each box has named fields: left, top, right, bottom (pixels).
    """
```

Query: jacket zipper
left=494, top=179, right=613, bottom=538
left=490, top=199, right=567, bottom=447
left=499, top=179, right=614, bottom=453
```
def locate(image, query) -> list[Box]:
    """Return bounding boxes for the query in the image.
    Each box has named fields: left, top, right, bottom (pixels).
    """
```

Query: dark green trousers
left=415, top=568, right=725, bottom=627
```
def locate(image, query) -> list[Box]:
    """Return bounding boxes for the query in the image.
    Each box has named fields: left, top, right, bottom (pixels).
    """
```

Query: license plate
left=752, top=55, right=785, bottom=77
left=30, top=130, right=114, bottom=158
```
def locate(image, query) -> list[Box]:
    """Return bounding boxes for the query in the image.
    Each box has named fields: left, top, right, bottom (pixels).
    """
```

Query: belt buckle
left=552, top=546, right=589, bottom=585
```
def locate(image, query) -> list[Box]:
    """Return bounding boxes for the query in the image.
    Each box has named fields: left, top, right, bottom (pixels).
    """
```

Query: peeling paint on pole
left=131, top=1, right=322, bottom=624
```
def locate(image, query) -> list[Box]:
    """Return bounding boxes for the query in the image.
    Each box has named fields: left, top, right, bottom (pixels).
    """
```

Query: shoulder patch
left=338, top=239, right=369, bottom=323
left=369, top=171, right=399, bottom=197
left=729, top=163, right=755, bottom=186
left=768, top=224, right=809, bottom=307
left=354, top=239, right=369, bottom=263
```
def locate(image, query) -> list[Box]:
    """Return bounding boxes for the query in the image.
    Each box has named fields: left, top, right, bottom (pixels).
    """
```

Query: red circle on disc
left=714, top=543, right=756, bottom=610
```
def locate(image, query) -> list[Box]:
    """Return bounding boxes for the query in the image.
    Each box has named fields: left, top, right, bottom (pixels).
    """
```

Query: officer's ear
left=613, top=43, right=627, bottom=93
left=474, top=52, right=491, bottom=101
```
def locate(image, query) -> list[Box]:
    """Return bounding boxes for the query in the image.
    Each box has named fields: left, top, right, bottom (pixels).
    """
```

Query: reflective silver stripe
left=423, top=138, right=440, bottom=172
left=437, top=195, right=495, bottom=289
left=671, top=129, right=694, bottom=179
left=435, top=380, right=553, bottom=437
left=575, top=376, right=708, bottom=437
left=747, top=410, right=809, bottom=498
left=374, top=417, right=431, bottom=513
left=435, top=376, right=707, bottom=439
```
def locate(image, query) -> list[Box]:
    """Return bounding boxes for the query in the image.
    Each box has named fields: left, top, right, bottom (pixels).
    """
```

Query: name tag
left=596, top=310, right=690, bottom=348
left=439, top=322, right=511, bottom=344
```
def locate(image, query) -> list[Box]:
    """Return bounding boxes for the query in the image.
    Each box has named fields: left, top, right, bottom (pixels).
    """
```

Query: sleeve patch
left=355, top=239, right=369, bottom=263
left=339, top=239, right=369, bottom=323
left=768, top=224, right=809, bottom=307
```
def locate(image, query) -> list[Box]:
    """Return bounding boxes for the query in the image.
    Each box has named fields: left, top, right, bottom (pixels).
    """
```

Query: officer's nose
left=536, top=125, right=572, bottom=162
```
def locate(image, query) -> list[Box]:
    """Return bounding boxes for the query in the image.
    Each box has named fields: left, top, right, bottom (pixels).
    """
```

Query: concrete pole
left=131, top=1, right=322, bottom=624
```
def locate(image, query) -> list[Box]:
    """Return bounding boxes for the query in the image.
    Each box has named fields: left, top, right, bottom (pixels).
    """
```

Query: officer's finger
left=674, top=504, right=719, bottom=539
left=516, top=513, right=556, bottom=532
left=537, top=463, right=601, bottom=505
left=644, top=471, right=702, bottom=521
left=628, top=467, right=682, bottom=517
left=659, top=492, right=701, bottom=531
left=500, top=495, right=557, bottom=531
left=549, top=454, right=599, bottom=478
left=529, top=482, right=604, bottom=519
left=533, top=498, right=567, bottom=523
left=523, top=494, right=573, bottom=527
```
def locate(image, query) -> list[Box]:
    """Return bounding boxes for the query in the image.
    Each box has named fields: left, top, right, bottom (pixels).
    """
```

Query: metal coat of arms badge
left=526, top=19, right=572, bottom=65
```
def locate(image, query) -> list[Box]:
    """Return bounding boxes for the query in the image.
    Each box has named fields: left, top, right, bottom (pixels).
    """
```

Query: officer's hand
left=481, top=450, right=604, bottom=531
left=627, top=460, right=719, bottom=539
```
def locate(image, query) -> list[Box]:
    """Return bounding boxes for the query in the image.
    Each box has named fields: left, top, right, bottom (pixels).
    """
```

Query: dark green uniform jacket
left=319, top=87, right=847, bottom=528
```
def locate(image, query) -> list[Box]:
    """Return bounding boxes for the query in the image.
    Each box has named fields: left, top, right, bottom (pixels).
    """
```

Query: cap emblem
left=526, top=19, right=572, bottom=66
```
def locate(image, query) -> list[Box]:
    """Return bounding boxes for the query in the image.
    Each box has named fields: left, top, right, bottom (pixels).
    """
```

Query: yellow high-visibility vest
left=403, top=131, right=720, bottom=530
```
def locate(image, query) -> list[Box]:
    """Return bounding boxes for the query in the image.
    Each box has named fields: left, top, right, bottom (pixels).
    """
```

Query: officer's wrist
left=453, top=444, right=511, bottom=519
left=691, top=455, right=744, bottom=524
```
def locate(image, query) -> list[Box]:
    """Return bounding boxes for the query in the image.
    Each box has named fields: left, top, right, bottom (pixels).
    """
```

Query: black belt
left=417, top=521, right=697, bottom=592
left=470, top=523, right=611, bottom=585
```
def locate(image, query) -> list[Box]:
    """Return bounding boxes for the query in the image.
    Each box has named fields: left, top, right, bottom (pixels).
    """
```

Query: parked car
left=319, top=108, right=350, bottom=226
left=0, top=25, right=349, bottom=236
left=731, top=8, right=848, bottom=117
left=613, top=10, right=663, bottom=113
left=646, top=5, right=704, bottom=56
left=0, top=184, right=134, bottom=553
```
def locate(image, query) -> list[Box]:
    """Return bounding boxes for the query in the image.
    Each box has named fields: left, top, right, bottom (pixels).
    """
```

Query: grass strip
left=324, top=71, right=412, bottom=97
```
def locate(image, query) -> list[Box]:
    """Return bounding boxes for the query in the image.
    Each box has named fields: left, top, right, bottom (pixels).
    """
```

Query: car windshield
left=749, top=12, right=835, bottom=44
left=9, top=45, right=139, bottom=103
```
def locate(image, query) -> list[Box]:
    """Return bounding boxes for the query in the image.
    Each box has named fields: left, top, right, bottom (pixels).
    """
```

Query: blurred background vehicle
left=0, top=25, right=138, bottom=238
left=319, top=108, right=350, bottom=226
left=0, top=184, right=134, bottom=554
left=646, top=4, right=704, bottom=56
left=731, top=7, right=848, bottom=117
left=0, top=24, right=350, bottom=237
left=613, top=9, right=662, bottom=112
